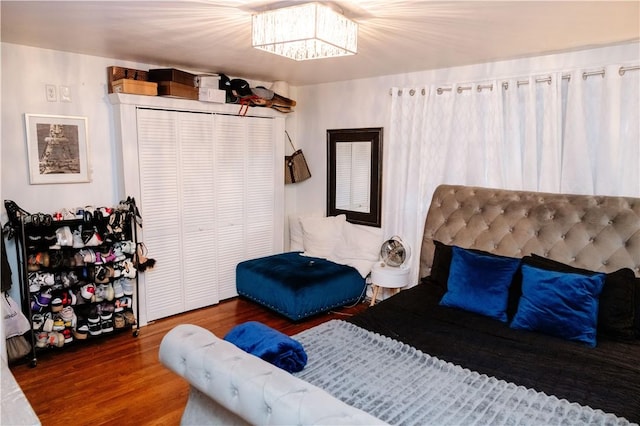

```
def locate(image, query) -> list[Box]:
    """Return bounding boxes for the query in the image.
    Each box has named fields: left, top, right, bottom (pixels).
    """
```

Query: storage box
left=107, top=66, right=149, bottom=93
left=195, top=74, right=220, bottom=88
left=148, top=68, right=196, bottom=87
left=198, top=87, right=226, bottom=103
left=112, top=79, right=158, bottom=96
left=157, top=81, right=198, bottom=100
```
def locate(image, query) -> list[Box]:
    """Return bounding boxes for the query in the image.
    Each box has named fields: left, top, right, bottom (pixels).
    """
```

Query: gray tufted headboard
left=420, top=185, right=640, bottom=279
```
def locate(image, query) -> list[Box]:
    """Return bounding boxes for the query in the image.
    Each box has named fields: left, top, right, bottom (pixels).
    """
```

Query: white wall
left=290, top=42, right=640, bottom=218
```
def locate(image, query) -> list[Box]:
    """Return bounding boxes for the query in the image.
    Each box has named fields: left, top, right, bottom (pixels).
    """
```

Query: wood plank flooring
left=10, top=297, right=368, bottom=426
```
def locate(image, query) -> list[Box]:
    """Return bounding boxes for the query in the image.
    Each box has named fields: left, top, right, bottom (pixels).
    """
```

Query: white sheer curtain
left=562, top=65, right=640, bottom=195
left=386, top=64, right=639, bottom=285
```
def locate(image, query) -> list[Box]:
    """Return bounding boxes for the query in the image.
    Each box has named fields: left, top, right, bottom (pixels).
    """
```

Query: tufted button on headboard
left=420, top=185, right=640, bottom=278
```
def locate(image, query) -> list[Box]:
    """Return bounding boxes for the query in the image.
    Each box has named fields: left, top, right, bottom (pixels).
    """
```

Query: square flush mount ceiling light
left=252, top=2, right=358, bottom=61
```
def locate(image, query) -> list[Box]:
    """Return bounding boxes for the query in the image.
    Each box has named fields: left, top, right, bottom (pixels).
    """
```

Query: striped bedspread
left=293, top=320, right=634, bottom=426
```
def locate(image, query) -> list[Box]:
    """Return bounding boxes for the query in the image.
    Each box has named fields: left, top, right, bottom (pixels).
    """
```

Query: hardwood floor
left=10, top=297, right=368, bottom=426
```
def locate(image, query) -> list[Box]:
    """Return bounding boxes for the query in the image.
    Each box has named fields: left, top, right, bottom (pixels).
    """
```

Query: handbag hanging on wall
left=284, top=131, right=311, bottom=184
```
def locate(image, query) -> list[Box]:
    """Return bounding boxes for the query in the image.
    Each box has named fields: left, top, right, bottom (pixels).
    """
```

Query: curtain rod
left=389, top=65, right=639, bottom=96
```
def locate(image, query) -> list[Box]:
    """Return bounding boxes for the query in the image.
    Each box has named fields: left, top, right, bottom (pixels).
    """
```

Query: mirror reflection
left=335, top=141, right=371, bottom=213
left=327, top=127, right=382, bottom=227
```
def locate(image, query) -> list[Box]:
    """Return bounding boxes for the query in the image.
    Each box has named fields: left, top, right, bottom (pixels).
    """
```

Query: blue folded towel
left=223, top=321, right=308, bottom=373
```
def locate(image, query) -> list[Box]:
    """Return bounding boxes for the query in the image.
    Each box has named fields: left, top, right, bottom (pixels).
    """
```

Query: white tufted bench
left=159, top=324, right=387, bottom=425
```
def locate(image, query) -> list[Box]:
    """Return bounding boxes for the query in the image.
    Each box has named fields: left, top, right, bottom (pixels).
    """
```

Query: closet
left=110, top=94, right=285, bottom=323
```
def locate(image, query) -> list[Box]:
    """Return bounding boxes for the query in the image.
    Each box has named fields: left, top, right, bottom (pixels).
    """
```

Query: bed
left=159, top=184, right=640, bottom=425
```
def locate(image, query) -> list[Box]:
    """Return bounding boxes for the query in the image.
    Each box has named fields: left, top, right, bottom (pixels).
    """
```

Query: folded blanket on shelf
left=224, top=321, right=308, bottom=373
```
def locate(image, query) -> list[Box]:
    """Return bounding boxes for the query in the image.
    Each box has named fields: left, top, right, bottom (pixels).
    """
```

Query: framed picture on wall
left=24, top=114, right=90, bottom=184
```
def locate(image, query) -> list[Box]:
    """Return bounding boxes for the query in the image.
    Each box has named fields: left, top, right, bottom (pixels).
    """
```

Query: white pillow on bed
left=300, top=214, right=347, bottom=258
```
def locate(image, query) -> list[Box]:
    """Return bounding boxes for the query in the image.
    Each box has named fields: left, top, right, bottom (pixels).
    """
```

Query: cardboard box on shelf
left=112, top=79, right=158, bottom=96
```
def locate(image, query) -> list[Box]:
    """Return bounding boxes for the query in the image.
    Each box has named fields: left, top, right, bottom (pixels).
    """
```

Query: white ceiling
left=1, top=1, right=639, bottom=86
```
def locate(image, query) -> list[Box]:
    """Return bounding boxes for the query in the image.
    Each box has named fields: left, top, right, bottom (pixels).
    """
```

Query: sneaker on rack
left=32, top=314, right=45, bottom=330
left=101, top=318, right=114, bottom=334
left=79, top=248, right=96, bottom=264
left=94, top=283, right=106, bottom=302
left=88, top=321, right=102, bottom=336
left=100, top=302, right=115, bottom=315
left=113, top=313, right=126, bottom=329
left=119, top=260, right=136, bottom=279
left=42, top=313, right=54, bottom=332
left=112, top=279, right=125, bottom=299
left=104, top=283, right=115, bottom=302
left=56, top=226, right=74, bottom=247
left=101, top=249, right=117, bottom=264
left=122, top=310, right=137, bottom=327
left=52, top=316, right=65, bottom=331
left=88, top=307, right=101, bottom=325
left=50, top=296, right=63, bottom=313
left=112, top=244, right=126, bottom=262
left=80, top=283, right=96, bottom=301
left=72, top=229, right=84, bottom=249
left=45, top=331, right=64, bottom=347
left=60, top=306, right=77, bottom=328
left=82, top=226, right=103, bottom=247
left=114, top=296, right=132, bottom=312
left=62, top=328, right=74, bottom=344
left=73, top=322, right=89, bottom=340
left=121, top=279, right=134, bottom=296
left=36, top=331, right=49, bottom=348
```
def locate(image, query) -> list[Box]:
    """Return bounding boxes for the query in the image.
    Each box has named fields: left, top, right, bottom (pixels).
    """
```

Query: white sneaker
left=113, top=279, right=125, bottom=298
left=121, top=279, right=134, bottom=296
left=72, top=229, right=84, bottom=248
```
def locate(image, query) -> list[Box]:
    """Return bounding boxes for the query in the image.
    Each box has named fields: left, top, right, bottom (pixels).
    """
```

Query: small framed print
left=25, top=114, right=90, bottom=184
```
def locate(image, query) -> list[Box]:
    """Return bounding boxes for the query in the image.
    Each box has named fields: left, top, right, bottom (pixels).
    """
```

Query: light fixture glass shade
left=252, top=2, right=358, bottom=61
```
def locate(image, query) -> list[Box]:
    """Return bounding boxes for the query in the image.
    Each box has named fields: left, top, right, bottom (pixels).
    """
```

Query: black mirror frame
left=327, top=127, right=383, bottom=228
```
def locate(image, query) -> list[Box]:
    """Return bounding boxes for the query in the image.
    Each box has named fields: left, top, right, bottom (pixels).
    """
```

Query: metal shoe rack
left=5, top=200, right=141, bottom=367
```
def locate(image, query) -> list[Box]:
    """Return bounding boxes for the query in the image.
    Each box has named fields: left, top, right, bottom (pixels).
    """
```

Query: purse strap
left=285, top=131, right=297, bottom=151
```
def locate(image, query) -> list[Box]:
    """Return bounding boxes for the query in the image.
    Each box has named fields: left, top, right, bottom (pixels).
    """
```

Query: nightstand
left=369, top=262, right=410, bottom=306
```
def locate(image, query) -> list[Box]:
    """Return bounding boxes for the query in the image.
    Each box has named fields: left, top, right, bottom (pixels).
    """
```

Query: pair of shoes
left=114, top=313, right=126, bottom=329
left=28, top=272, right=55, bottom=292
left=32, top=313, right=45, bottom=330
left=114, top=296, right=132, bottom=312
left=73, top=322, right=89, bottom=340
left=36, top=330, right=64, bottom=347
left=95, top=265, right=120, bottom=283
left=112, top=279, right=125, bottom=298
left=122, top=310, right=137, bottom=326
left=82, top=226, right=103, bottom=247
left=60, top=306, right=77, bottom=328
left=95, top=283, right=115, bottom=302
left=62, top=328, right=73, bottom=344
left=60, top=271, right=79, bottom=288
left=49, top=226, right=73, bottom=249
left=88, top=308, right=102, bottom=336
left=27, top=252, right=50, bottom=271
left=117, top=259, right=136, bottom=279
left=80, top=283, right=96, bottom=301
left=79, top=248, right=97, bottom=264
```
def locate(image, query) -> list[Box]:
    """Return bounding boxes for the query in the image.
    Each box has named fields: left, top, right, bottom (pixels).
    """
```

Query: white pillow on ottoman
left=300, top=215, right=347, bottom=259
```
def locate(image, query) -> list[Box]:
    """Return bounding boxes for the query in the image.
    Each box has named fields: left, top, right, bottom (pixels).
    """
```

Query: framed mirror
left=327, top=127, right=383, bottom=227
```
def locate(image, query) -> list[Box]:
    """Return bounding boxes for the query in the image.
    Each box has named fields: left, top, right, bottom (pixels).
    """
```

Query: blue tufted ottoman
left=236, top=252, right=366, bottom=321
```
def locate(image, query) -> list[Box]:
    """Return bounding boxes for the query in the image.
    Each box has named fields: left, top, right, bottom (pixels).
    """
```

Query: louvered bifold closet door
left=214, top=114, right=276, bottom=300
left=178, top=112, right=219, bottom=312
left=136, top=108, right=217, bottom=321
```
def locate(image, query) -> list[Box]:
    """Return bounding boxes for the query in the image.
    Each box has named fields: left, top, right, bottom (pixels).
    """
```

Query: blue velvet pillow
left=439, top=246, right=521, bottom=322
left=510, top=264, right=606, bottom=347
